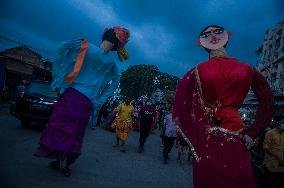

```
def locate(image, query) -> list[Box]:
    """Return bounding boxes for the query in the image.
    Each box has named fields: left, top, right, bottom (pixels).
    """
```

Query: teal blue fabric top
left=51, top=39, right=120, bottom=109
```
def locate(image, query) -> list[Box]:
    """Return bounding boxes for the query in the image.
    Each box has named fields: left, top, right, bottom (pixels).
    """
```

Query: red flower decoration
left=113, top=26, right=130, bottom=48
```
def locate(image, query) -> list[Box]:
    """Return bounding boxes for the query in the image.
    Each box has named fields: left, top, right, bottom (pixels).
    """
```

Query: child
left=176, top=133, right=190, bottom=164
left=112, top=97, right=134, bottom=152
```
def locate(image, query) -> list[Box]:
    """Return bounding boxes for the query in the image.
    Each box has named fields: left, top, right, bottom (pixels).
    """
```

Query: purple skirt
left=34, top=87, right=92, bottom=160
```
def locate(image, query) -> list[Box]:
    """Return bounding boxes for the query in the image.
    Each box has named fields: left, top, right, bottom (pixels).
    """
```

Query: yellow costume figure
left=112, top=99, right=133, bottom=151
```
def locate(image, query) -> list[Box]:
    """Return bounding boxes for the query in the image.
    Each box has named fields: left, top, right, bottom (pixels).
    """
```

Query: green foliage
left=120, top=64, right=180, bottom=99
left=162, top=90, right=176, bottom=104
left=158, top=72, right=179, bottom=91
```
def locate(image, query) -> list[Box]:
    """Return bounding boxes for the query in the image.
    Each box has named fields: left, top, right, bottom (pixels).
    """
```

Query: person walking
left=96, top=102, right=109, bottom=127
left=112, top=97, right=134, bottom=152
left=137, top=100, right=157, bottom=153
left=157, top=102, right=167, bottom=130
left=162, top=106, right=176, bottom=164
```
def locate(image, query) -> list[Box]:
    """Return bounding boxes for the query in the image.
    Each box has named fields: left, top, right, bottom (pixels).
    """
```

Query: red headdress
left=104, top=26, right=130, bottom=61
left=113, top=26, right=130, bottom=48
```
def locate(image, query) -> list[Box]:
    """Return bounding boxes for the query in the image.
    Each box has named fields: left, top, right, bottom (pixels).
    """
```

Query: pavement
left=0, top=102, right=193, bottom=188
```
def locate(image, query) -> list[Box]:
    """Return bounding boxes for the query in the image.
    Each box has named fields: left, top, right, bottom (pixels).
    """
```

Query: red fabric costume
left=173, top=56, right=274, bottom=188
left=137, top=106, right=157, bottom=131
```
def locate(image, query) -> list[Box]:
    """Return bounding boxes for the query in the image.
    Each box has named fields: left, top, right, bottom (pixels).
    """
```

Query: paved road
left=0, top=103, right=193, bottom=188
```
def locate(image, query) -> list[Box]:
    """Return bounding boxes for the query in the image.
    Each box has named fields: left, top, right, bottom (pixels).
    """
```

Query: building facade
left=0, top=46, right=52, bottom=99
left=256, top=21, right=284, bottom=95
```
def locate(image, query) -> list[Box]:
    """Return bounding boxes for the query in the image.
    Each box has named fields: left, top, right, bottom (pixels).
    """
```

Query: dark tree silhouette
left=120, top=64, right=179, bottom=99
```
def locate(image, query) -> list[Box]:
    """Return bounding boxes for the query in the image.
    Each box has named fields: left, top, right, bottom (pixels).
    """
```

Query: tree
left=120, top=64, right=180, bottom=100
left=120, top=64, right=158, bottom=99
left=159, top=72, right=179, bottom=92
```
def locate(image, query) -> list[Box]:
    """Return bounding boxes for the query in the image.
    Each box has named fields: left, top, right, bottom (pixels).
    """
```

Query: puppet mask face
left=199, top=26, right=229, bottom=50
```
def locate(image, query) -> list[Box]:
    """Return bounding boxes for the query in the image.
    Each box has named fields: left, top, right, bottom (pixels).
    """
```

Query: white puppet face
left=199, top=26, right=229, bottom=50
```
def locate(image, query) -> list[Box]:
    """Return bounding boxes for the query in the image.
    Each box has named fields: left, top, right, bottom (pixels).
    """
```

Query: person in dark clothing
left=137, top=101, right=157, bottom=153
left=96, top=102, right=109, bottom=127
left=162, top=106, right=177, bottom=164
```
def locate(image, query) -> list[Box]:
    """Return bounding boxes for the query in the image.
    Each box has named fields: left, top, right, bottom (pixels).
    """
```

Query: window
left=27, top=81, right=57, bottom=98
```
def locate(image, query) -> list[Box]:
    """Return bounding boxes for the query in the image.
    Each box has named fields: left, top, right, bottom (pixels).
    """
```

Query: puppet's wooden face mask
left=199, top=26, right=230, bottom=50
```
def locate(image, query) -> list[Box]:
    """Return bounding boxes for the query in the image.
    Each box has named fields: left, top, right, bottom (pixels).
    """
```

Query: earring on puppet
left=227, top=31, right=232, bottom=37
left=196, top=38, right=201, bottom=45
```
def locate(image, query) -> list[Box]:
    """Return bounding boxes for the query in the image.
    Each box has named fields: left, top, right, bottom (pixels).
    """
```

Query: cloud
left=0, top=17, right=56, bottom=58
left=66, top=0, right=120, bottom=27
left=0, top=0, right=283, bottom=77
left=130, top=23, right=176, bottom=59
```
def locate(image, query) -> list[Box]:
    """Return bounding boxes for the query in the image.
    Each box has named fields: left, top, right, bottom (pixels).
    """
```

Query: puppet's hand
left=241, top=134, right=254, bottom=150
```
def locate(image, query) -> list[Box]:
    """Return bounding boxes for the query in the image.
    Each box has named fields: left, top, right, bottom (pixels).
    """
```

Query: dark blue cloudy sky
left=0, top=0, right=283, bottom=77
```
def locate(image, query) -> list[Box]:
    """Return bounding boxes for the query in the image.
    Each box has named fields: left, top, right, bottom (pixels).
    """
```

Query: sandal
left=49, top=160, right=60, bottom=170
left=112, top=143, right=119, bottom=147
left=137, top=147, right=143, bottom=153
left=62, top=168, right=71, bottom=177
left=119, top=146, right=126, bottom=152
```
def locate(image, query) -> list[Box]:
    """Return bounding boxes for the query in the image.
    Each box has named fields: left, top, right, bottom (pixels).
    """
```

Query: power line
left=0, top=34, right=53, bottom=54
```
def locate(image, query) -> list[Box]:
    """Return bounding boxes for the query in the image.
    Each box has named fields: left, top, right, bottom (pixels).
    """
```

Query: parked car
left=12, top=80, right=58, bottom=127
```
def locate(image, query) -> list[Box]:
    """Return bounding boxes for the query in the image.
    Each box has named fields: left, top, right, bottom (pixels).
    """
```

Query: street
left=0, top=103, right=193, bottom=188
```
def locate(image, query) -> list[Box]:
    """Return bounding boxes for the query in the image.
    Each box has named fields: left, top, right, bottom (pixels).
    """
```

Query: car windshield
left=26, top=82, right=57, bottom=98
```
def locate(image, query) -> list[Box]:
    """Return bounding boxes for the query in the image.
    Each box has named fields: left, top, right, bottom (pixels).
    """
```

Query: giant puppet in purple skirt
left=34, top=26, right=130, bottom=176
left=34, top=87, right=92, bottom=161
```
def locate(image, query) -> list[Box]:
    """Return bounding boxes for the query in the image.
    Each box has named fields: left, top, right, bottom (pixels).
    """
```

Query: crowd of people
left=112, top=98, right=191, bottom=164
left=92, top=96, right=191, bottom=165
left=31, top=24, right=284, bottom=188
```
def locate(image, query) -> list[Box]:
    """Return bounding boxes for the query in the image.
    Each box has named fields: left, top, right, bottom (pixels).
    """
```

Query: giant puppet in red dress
left=173, top=25, right=274, bottom=188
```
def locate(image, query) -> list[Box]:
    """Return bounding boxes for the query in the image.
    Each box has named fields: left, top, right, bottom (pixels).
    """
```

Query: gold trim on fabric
left=207, top=127, right=242, bottom=136
left=194, top=66, right=215, bottom=124
left=194, top=66, right=242, bottom=143
left=176, top=126, right=201, bottom=162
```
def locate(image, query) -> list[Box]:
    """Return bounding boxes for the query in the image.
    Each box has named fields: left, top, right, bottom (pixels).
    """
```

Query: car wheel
left=21, top=118, right=30, bottom=127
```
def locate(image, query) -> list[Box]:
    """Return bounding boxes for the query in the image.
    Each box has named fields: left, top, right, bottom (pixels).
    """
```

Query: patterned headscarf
left=113, top=26, right=130, bottom=48
left=104, top=26, right=130, bottom=61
